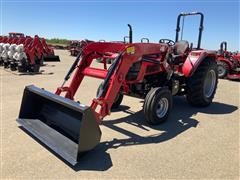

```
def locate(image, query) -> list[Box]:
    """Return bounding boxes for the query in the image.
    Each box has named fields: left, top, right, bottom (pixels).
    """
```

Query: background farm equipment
left=17, top=12, right=218, bottom=165
left=0, top=33, right=60, bottom=73
left=216, top=41, right=240, bottom=80
left=1, top=43, right=10, bottom=68
left=69, top=40, right=79, bottom=56
left=0, top=43, right=3, bottom=65
left=49, top=44, right=68, bottom=50
left=8, top=32, right=25, bottom=38
left=69, top=40, right=93, bottom=56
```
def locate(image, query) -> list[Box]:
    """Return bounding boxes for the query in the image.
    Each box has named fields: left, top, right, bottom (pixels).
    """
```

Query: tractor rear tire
left=96, top=82, right=123, bottom=109
left=217, top=61, right=229, bottom=78
left=186, top=58, right=218, bottom=107
left=143, top=87, right=172, bottom=125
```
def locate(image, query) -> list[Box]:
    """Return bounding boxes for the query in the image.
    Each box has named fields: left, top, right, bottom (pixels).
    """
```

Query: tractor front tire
left=3, top=60, right=9, bottom=68
left=186, top=58, right=218, bottom=107
left=143, top=87, right=172, bottom=125
left=18, top=59, right=28, bottom=72
left=96, top=82, right=123, bottom=109
left=10, top=62, right=17, bottom=71
left=217, top=61, right=229, bottom=78
left=39, top=56, right=44, bottom=66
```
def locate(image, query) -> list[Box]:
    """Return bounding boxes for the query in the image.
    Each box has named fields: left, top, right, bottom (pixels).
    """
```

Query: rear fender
left=217, top=58, right=233, bottom=68
left=182, top=50, right=216, bottom=77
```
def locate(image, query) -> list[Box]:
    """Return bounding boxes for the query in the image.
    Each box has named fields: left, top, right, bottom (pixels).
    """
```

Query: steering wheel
left=159, top=39, right=175, bottom=46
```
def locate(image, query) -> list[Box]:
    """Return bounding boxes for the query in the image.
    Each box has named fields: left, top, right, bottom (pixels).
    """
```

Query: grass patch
left=46, top=38, right=69, bottom=46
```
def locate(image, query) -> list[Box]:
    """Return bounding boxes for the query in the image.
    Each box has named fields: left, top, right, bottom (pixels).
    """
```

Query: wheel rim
left=217, top=65, right=226, bottom=76
left=156, top=98, right=169, bottom=118
left=204, top=70, right=216, bottom=98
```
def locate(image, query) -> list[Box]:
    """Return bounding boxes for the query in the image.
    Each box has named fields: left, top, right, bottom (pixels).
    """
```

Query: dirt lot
left=0, top=50, right=239, bottom=179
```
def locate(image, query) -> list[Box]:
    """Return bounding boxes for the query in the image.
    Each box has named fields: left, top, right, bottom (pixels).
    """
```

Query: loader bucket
left=16, top=85, right=101, bottom=165
left=43, top=55, right=60, bottom=62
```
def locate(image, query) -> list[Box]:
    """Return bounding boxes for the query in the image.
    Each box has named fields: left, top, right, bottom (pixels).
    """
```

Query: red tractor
left=216, top=41, right=240, bottom=80
left=17, top=12, right=218, bottom=165
left=69, top=40, right=79, bottom=56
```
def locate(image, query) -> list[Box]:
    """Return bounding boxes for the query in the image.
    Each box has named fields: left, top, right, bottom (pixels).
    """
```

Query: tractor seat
left=173, top=40, right=189, bottom=55
left=169, top=40, right=189, bottom=64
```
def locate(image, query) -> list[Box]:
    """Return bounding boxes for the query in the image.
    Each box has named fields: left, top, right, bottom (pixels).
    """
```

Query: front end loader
left=17, top=12, right=218, bottom=166
left=17, top=85, right=101, bottom=164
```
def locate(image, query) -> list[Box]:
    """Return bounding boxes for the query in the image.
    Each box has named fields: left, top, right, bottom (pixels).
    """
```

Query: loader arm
left=56, top=42, right=169, bottom=122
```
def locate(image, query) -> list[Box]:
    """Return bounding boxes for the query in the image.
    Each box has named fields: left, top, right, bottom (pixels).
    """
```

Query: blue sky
left=0, top=0, right=239, bottom=51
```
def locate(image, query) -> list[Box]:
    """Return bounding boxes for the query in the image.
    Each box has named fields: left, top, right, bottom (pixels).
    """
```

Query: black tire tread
left=144, top=87, right=172, bottom=125
left=143, top=88, right=158, bottom=118
left=187, top=58, right=218, bottom=107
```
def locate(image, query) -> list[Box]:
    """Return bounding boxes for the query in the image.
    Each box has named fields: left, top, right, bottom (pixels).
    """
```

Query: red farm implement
left=0, top=33, right=60, bottom=73
left=216, top=41, right=240, bottom=80
left=17, top=12, right=218, bottom=165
